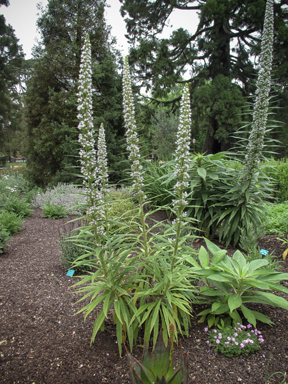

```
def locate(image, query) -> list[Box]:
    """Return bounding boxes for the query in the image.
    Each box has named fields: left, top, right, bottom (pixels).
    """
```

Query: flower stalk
left=242, top=0, right=274, bottom=181
left=97, top=122, right=109, bottom=233
left=77, top=34, right=108, bottom=276
left=171, top=84, right=192, bottom=271
left=122, top=56, right=148, bottom=258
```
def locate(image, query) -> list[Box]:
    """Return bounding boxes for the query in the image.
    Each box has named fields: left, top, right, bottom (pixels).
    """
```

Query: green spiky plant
left=126, top=324, right=189, bottom=384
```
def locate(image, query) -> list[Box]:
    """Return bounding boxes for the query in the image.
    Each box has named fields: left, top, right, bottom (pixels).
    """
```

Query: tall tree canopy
left=25, top=0, right=125, bottom=187
left=120, top=0, right=288, bottom=153
left=0, top=0, right=24, bottom=149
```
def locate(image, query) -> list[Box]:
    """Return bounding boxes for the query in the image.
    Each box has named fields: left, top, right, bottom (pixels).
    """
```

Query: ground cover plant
left=33, top=183, right=86, bottom=215
left=205, top=324, right=264, bottom=357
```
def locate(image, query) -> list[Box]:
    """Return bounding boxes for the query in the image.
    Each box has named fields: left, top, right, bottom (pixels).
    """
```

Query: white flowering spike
left=97, top=123, right=109, bottom=197
left=122, top=57, right=145, bottom=203
left=77, top=34, right=105, bottom=237
left=242, top=0, right=274, bottom=179
left=172, top=84, right=192, bottom=228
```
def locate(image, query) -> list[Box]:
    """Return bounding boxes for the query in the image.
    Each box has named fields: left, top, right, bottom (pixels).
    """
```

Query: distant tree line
left=0, top=0, right=288, bottom=187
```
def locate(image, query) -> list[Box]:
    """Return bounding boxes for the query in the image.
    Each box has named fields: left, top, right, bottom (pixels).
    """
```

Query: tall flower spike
left=77, top=34, right=105, bottom=237
left=242, top=0, right=274, bottom=180
left=122, top=56, right=146, bottom=204
left=97, top=123, right=109, bottom=197
left=173, top=84, right=192, bottom=229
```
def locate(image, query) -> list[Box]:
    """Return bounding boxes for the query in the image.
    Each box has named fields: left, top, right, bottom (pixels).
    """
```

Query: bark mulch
left=0, top=208, right=288, bottom=384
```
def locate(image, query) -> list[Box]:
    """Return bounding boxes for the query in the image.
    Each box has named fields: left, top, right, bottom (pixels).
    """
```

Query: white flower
left=172, top=83, right=192, bottom=229
left=77, top=34, right=106, bottom=236
left=242, top=0, right=274, bottom=180
left=122, top=57, right=145, bottom=203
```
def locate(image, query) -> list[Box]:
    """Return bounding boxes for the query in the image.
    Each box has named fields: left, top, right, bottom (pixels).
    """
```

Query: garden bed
left=0, top=208, right=287, bottom=383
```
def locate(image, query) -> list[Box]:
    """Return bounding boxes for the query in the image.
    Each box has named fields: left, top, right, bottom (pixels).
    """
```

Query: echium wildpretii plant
left=73, top=55, right=196, bottom=357
left=97, top=122, right=109, bottom=233
left=171, top=84, right=191, bottom=270
left=77, top=34, right=106, bottom=244
left=97, top=122, right=109, bottom=197
left=122, top=56, right=149, bottom=256
left=122, top=57, right=195, bottom=349
left=242, top=0, right=274, bottom=181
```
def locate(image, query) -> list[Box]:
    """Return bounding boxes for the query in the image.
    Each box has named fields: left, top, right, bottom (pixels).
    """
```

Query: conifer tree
left=25, top=0, right=124, bottom=187
left=0, top=1, right=24, bottom=149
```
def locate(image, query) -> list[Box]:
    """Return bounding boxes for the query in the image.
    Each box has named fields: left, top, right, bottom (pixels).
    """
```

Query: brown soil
left=0, top=208, right=288, bottom=384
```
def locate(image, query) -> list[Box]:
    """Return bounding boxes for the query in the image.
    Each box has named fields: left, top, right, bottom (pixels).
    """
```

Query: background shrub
left=42, top=204, right=68, bottom=219
left=142, top=160, right=175, bottom=209
left=263, top=202, right=288, bottom=234
left=33, top=183, right=86, bottom=215
left=0, top=171, right=28, bottom=206
left=106, top=187, right=140, bottom=234
left=0, top=211, right=23, bottom=235
left=0, top=224, right=10, bottom=253
left=4, top=196, right=33, bottom=218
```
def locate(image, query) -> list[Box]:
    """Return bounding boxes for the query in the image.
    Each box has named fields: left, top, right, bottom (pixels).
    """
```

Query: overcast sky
left=1, top=0, right=198, bottom=59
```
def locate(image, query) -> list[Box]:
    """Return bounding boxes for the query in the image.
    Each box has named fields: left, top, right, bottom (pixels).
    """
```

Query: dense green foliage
left=0, top=1, right=24, bottom=153
left=0, top=210, right=23, bottom=234
left=150, top=107, right=178, bottom=160
left=4, top=195, right=33, bottom=218
left=263, top=202, right=288, bottom=235
left=42, top=204, right=68, bottom=219
left=121, top=0, right=288, bottom=153
left=144, top=154, right=271, bottom=247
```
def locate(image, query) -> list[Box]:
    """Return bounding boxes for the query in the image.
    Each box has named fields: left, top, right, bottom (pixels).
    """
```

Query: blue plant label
left=67, top=269, right=75, bottom=277
left=260, top=249, right=269, bottom=256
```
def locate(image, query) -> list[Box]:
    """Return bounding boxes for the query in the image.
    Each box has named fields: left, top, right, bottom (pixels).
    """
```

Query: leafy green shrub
left=0, top=224, right=10, bottom=253
left=261, top=159, right=288, bottom=202
left=58, top=219, right=96, bottom=272
left=0, top=211, right=23, bottom=234
left=186, top=153, right=271, bottom=246
left=274, top=162, right=288, bottom=202
left=150, top=107, right=179, bottom=161
left=42, top=204, right=68, bottom=219
left=142, top=161, right=175, bottom=209
left=33, top=183, right=86, bottom=215
left=205, top=324, right=263, bottom=357
left=4, top=196, right=33, bottom=218
left=22, top=188, right=42, bottom=204
left=106, top=187, right=140, bottom=234
left=0, top=155, right=7, bottom=166
left=263, top=202, right=288, bottom=234
left=190, top=239, right=288, bottom=328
